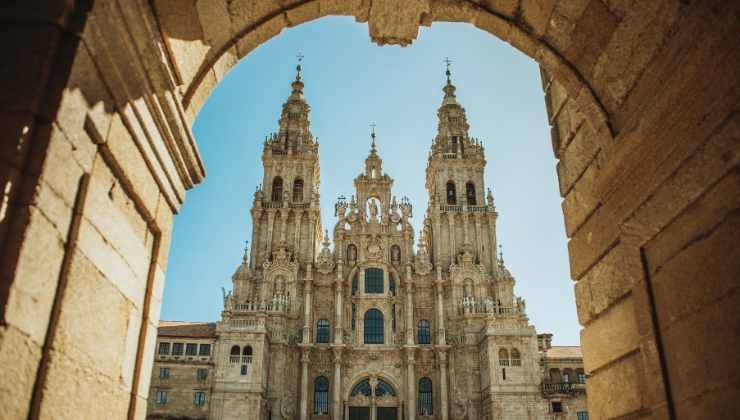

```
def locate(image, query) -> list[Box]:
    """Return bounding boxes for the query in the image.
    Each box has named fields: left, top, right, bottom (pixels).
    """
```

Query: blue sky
left=163, top=17, right=580, bottom=345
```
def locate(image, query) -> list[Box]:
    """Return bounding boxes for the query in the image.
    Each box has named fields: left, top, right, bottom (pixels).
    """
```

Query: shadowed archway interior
left=0, top=1, right=738, bottom=419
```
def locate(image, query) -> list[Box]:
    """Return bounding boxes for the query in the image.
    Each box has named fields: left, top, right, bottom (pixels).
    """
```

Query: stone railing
left=232, top=296, right=291, bottom=313
left=228, top=318, right=264, bottom=331
left=229, top=355, right=253, bottom=365
left=438, top=204, right=493, bottom=213
left=457, top=297, right=519, bottom=316
left=541, top=382, right=585, bottom=395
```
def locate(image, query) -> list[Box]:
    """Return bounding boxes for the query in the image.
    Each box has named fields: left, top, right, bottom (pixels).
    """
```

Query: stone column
left=300, top=348, right=310, bottom=420
left=335, top=262, right=344, bottom=343
left=279, top=208, right=289, bottom=242
left=474, top=215, right=482, bottom=265
left=332, top=347, right=343, bottom=420
left=447, top=212, right=456, bottom=263
left=406, top=350, right=416, bottom=420
left=433, top=214, right=442, bottom=267
left=266, top=211, right=276, bottom=254
left=405, top=280, right=415, bottom=345
left=370, top=376, right=379, bottom=420
left=303, top=264, right=313, bottom=344
left=250, top=209, right=262, bottom=269
left=438, top=350, right=450, bottom=420
left=294, top=209, right=303, bottom=260
left=487, top=211, right=497, bottom=273
left=434, top=270, right=446, bottom=345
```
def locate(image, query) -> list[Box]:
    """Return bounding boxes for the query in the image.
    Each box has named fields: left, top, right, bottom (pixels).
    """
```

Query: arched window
left=230, top=345, right=240, bottom=356
left=499, top=348, right=509, bottom=366
left=576, top=368, right=586, bottom=384
left=243, top=346, right=252, bottom=356
left=316, top=319, right=330, bottom=343
left=511, top=348, right=521, bottom=366
left=375, top=379, right=396, bottom=396
left=313, top=376, right=329, bottom=415
left=364, top=309, right=384, bottom=344
left=350, top=379, right=372, bottom=397
left=365, top=268, right=384, bottom=293
left=446, top=181, right=456, bottom=205
left=466, top=182, right=476, bottom=205
left=292, top=178, right=304, bottom=202
left=418, top=378, right=433, bottom=415
left=418, top=320, right=431, bottom=344
left=271, top=176, right=283, bottom=202
left=389, top=275, right=396, bottom=296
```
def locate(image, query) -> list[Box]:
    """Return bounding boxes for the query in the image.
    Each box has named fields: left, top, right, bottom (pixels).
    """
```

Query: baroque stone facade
left=147, top=67, right=587, bottom=420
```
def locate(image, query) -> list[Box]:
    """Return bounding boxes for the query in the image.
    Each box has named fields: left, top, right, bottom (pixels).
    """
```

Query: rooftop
left=158, top=321, right=216, bottom=339
left=544, top=346, right=583, bottom=359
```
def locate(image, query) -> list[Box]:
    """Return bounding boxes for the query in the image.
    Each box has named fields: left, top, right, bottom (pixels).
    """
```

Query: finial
left=498, top=243, right=504, bottom=264
left=443, top=57, right=453, bottom=84
left=243, top=240, right=249, bottom=263
left=370, top=122, right=377, bottom=151
left=295, top=52, right=304, bottom=80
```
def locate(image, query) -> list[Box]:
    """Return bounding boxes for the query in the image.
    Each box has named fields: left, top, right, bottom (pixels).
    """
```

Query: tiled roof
left=544, top=346, right=583, bottom=359
left=158, top=321, right=216, bottom=339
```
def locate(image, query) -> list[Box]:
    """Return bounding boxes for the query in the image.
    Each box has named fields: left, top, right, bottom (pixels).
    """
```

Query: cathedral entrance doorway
left=347, top=378, right=400, bottom=420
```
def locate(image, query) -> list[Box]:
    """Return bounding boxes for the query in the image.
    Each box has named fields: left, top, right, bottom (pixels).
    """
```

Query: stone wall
left=0, top=1, right=738, bottom=419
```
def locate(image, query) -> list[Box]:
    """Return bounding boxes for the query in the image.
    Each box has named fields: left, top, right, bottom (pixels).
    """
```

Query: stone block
left=580, top=295, right=639, bottom=372
left=585, top=351, right=644, bottom=419
left=662, top=288, right=740, bottom=408
left=319, top=0, right=363, bottom=16
left=562, top=157, right=600, bottom=236
left=520, top=0, right=556, bottom=37
left=104, top=114, right=161, bottom=220
left=636, top=118, right=740, bottom=269
left=0, top=24, right=60, bottom=115
left=3, top=206, right=66, bottom=344
left=473, top=9, right=513, bottom=45
left=650, top=208, right=740, bottom=333
left=286, top=1, right=322, bottom=27
left=556, top=122, right=600, bottom=195
left=430, top=0, right=478, bottom=23
left=0, top=324, right=43, bottom=419
left=53, top=250, right=132, bottom=383
left=564, top=0, right=619, bottom=80
left=121, top=304, right=143, bottom=390
left=481, top=0, right=520, bottom=19
left=39, top=347, right=130, bottom=419
left=574, top=241, right=640, bottom=325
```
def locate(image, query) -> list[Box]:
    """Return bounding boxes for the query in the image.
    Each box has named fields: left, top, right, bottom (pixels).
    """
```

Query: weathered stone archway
left=0, top=1, right=737, bottom=419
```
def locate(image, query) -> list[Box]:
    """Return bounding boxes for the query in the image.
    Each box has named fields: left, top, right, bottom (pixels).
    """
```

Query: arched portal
left=1, top=2, right=737, bottom=420
left=348, top=377, right=401, bottom=420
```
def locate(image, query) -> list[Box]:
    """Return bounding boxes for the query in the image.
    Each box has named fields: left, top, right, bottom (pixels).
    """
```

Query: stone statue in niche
left=347, top=244, right=357, bottom=264
left=367, top=197, right=381, bottom=222
left=391, top=245, right=401, bottom=264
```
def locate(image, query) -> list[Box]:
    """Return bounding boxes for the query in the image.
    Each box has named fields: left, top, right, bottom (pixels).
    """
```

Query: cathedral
left=146, top=63, right=588, bottom=420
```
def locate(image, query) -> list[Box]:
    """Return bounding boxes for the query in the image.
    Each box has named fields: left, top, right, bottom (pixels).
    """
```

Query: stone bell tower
left=425, top=63, right=499, bottom=274
left=247, top=59, right=322, bottom=273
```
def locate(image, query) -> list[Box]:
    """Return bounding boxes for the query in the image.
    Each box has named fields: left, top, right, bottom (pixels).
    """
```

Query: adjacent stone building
left=148, top=65, right=587, bottom=420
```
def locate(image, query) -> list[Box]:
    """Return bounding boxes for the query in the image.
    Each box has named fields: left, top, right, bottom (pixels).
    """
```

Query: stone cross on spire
left=444, top=57, right=453, bottom=84
left=295, top=52, right=304, bottom=80
left=370, top=122, right=377, bottom=153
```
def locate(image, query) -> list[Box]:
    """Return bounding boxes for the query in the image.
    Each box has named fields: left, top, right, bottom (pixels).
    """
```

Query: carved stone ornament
left=367, top=236, right=383, bottom=260
left=263, top=241, right=296, bottom=271
left=451, top=389, right=469, bottom=419
left=280, top=394, right=296, bottom=419
left=414, top=247, right=433, bottom=276
left=316, top=230, right=335, bottom=274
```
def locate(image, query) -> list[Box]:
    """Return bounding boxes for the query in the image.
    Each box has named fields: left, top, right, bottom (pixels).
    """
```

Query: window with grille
left=577, top=411, right=589, bottom=420
left=351, top=379, right=371, bottom=397
left=159, top=368, right=169, bottom=379
left=194, top=391, right=206, bottom=407
left=196, top=368, right=208, bottom=381
left=446, top=182, right=456, bottom=205
left=185, top=343, right=198, bottom=356
left=155, top=390, right=167, bottom=405
left=316, top=319, right=330, bottom=343
left=364, top=309, right=384, bottom=344
left=466, top=182, right=476, bottom=205
left=499, top=348, right=509, bottom=366
left=292, top=178, right=304, bottom=202
left=577, top=372, right=586, bottom=384
left=365, top=268, right=384, bottom=293
left=158, top=342, right=170, bottom=355
left=198, top=344, right=211, bottom=356
left=271, top=177, right=283, bottom=202
left=511, top=348, right=521, bottom=366
left=418, top=320, right=431, bottom=344
left=171, top=343, right=183, bottom=356
left=418, top=378, right=433, bottom=415
left=313, top=376, right=329, bottom=415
